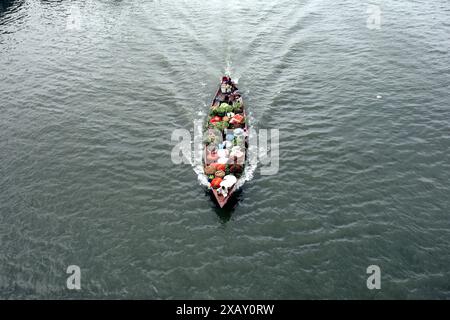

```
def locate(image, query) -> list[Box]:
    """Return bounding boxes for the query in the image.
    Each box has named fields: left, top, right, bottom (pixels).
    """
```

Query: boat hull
left=211, top=185, right=237, bottom=208
left=204, top=77, right=247, bottom=208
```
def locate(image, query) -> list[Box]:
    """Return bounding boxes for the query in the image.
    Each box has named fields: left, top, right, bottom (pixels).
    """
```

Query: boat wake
left=192, top=107, right=210, bottom=188
left=235, top=110, right=258, bottom=189
left=224, top=60, right=240, bottom=85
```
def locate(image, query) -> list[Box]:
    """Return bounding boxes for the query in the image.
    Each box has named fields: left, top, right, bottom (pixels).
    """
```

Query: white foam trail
left=225, top=59, right=232, bottom=77
left=225, top=59, right=240, bottom=84
left=192, top=108, right=210, bottom=187
left=235, top=111, right=258, bottom=189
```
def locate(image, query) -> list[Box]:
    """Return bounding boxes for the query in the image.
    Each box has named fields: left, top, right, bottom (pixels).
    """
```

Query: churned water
left=1, top=0, right=449, bottom=299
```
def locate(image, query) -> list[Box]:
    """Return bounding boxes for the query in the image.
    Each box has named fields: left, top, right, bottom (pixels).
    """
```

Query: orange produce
left=210, top=178, right=223, bottom=189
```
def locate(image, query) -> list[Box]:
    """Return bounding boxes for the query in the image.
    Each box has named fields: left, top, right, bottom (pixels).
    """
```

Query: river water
left=1, top=0, right=449, bottom=299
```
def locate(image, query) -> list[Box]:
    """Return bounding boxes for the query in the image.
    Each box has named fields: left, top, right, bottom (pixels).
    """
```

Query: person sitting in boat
left=229, top=81, right=238, bottom=93
left=221, top=80, right=231, bottom=94
left=221, top=76, right=237, bottom=93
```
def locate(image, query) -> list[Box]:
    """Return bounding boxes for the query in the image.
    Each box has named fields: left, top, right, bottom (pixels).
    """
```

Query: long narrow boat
left=203, top=76, right=248, bottom=208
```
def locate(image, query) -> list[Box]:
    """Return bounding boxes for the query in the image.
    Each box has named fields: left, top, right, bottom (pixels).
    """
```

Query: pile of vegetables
left=210, top=102, right=243, bottom=117
left=210, top=178, right=222, bottom=189
left=204, top=155, right=246, bottom=180
left=204, top=129, right=222, bottom=145
left=229, top=164, right=243, bottom=178
left=205, top=163, right=227, bottom=183
left=206, top=114, right=245, bottom=131
left=210, top=103, right=233, bottom=116
left=203, top=87, right=247, bottom=193
left=210, top=121, right=229, bottom=131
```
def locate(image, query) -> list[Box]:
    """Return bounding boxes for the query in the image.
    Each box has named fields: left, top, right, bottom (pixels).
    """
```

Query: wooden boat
left=204, top=77, right=248, bottom=208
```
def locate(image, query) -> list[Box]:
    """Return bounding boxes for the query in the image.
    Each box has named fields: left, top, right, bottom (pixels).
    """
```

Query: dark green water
left=1, top=0, right=449, bottom=299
